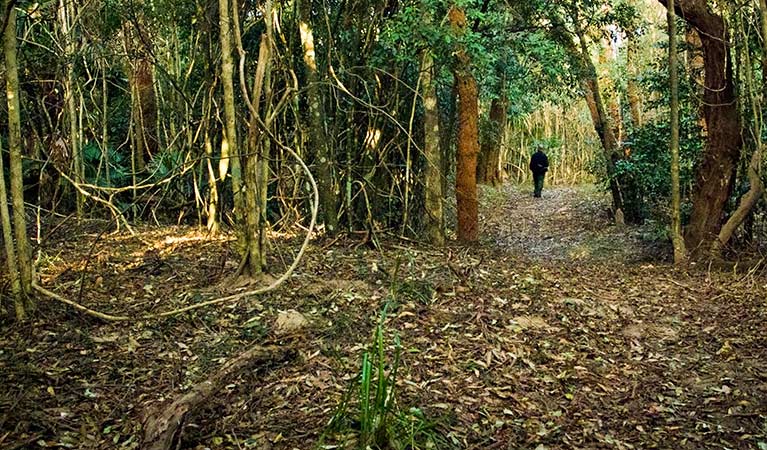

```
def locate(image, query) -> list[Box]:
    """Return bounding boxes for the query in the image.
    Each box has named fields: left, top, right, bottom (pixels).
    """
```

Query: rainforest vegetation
left=2, top=0, right=767, bottom=448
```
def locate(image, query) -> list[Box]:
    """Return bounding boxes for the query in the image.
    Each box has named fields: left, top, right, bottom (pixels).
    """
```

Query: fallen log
left=141, top=344, right=297, bottom=450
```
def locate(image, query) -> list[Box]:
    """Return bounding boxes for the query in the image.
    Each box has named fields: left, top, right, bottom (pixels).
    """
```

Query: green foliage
left=146, top=149, right=184, bottom=182
left=507, top=31, right=578, bottom=110
left=615, top=116, right=703, bottom=223
left=375, top=0, right=573, bottom=114
left=321, top=301, right=454, bottom=450
left=610, top=46, right=704, bottom=223
left=322, top=302, right=401, bottom=449
left=83, top=142, right=130, bottom=187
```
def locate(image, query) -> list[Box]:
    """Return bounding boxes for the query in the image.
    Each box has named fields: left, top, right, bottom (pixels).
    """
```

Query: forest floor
left=2, top=184, right=767, bottom=450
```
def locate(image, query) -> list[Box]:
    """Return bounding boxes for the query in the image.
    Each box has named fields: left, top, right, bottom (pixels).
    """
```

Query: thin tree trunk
left=298, top=0, right=338, bottom=234
left=0, top=138, right=23, bottom=319
left=601, top=37, right=623, bottom=143
left=668, top=0, right=687, bottom=264
left=659, top=0, right=741, bottom=255
left=123, top=16, right=156, bottom=173
left=450, top=6, right=479, bottom=242
left=135, top=58, right=158, bottom=164
left=402, top=68, right=422, bottom=236
left=101, top=58, right=110, bottom=186
left=219, top=0, right=243, bottom=225
left=3, top=0, right=34, bottom=310
left=256, top=5, right=274, bottom=270
left=205, top=128, right=220, bottom=234
left=421, top=50, right=444, bottom=246
left=685, top=28, right=706, bottom=132
left=59, top=0, right=83, bottom=215
left=243, top=37, right=271, bottom=276
left=439, top=83, right=457, bottom=197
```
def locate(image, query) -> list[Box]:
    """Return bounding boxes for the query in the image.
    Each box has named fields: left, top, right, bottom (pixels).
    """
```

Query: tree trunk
left=575, top=28, right=624, bottom=215
left=477, top=95, right=506, bottom=187
left=439, top=83, right=457, bottom=197
left=123, top=12, right=158, bottom=173
left=600, top=37, right=623, bottom=143
left=685, top=28, right=706, bottom=132
left=668, top=0, right=687, bottom=264
left=712, top=2, right=766, bottom=255
left=100, top=59, right=111, bottom=186
left=59, top=0, right=83, bottom=215
left=242, top=37, right=271, bottom=277
left=3, top=0, right=34, bottom=312
left=233, top=0, right=273, bottom=277
left=133, top=59, right=157, bottom=167
left=421, top=50, right=444, bottom=246
left=298, top=0, right=338, bottom=234
left=450, top=6, right=479, bottom=242
left=0, top=138, right=23, bottom=319
left=219, top=0, right=243, bottom=224
left=204, top=128, right=220, bottom=234
left=658, top=0, right=741, bottom=255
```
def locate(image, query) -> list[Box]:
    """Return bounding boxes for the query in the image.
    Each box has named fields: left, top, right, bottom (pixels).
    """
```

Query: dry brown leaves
left=1, top=185, right=766, bottom=449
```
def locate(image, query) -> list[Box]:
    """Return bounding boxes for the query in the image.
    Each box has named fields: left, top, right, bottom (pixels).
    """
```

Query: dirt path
left=481, top=185, right=664, bottom=263
left=1, top=185, right=766, bottom=450
left=457, top=184, right=767, bottom=449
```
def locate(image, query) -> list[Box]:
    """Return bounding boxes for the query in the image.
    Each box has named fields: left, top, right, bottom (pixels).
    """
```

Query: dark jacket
left=529, top=150, right=549, bottom=175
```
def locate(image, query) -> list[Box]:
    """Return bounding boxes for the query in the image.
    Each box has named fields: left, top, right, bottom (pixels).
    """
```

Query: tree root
left=141, top=344, right=297, bottom=450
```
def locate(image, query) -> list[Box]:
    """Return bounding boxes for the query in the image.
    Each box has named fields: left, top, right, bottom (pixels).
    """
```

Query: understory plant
left=320, top=302, right=454, bottom=450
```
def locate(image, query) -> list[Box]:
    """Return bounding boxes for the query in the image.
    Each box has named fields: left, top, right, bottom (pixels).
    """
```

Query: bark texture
left=450, top=6, right=479, bottom=242
left=0, top=137, right=23, bottom=319
left=242, top=36, right=271, bottom=276
left=575, top=30, right=623, bottom=214
left=658, top=0, right=741, bottom=254
left=712, top=1, right=766, bottom=255
left=600, top=37, right=623, bottom=143
left=124, top=12, right=158, bottom=172
left=59, top=0, right=83, bottom=214
left=668, top=0, right=687, bottom=264
left=218, top=0, right=242, bottom=220
left=132, top=59, right=158, bottom=167
left=455, top=74, right=479, bottom=242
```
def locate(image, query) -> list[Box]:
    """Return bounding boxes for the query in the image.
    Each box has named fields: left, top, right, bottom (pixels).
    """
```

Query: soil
left=1, top=184, right=766, bottom=450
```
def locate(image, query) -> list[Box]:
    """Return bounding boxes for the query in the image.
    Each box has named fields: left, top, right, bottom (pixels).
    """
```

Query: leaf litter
left=1, top=184, right=766, bottom=449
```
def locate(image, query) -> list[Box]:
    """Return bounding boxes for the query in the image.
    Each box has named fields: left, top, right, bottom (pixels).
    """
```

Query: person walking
left=529, top=146, right=549, bottom=198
